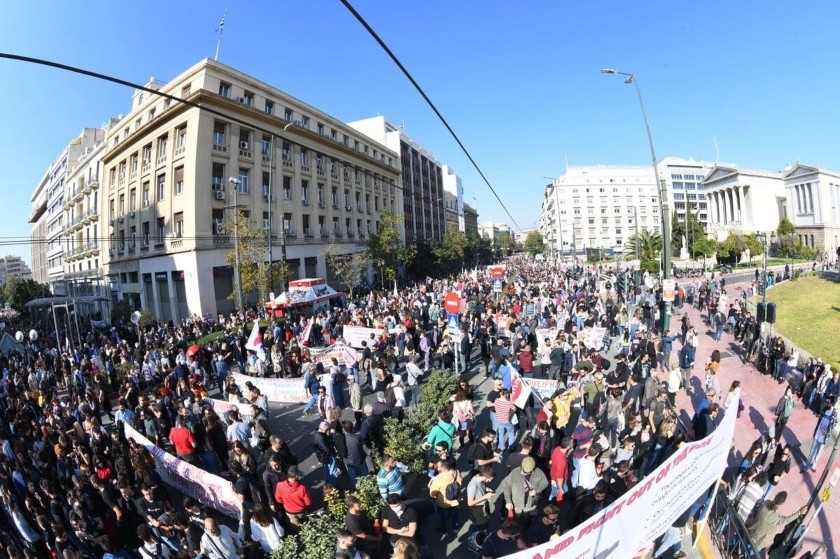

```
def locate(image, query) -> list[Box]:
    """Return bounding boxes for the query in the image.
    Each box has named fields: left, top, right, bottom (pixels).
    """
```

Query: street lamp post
left=228, top=177, right=245, bottom=314
left=603, top=67, right=672, bottom=331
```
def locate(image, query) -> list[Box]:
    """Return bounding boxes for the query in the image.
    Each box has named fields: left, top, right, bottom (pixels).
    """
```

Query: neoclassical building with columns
left=782, top=164, right=840, bottom=256
left=701, top=165, right=786, bottom=240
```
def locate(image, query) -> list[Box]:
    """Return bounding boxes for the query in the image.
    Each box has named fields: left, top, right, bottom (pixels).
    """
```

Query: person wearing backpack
left=425, top=411, right=456, bottom=452
left=428, top=457, right=461, bottom=533
left=773, top=386, right=795, bottom=444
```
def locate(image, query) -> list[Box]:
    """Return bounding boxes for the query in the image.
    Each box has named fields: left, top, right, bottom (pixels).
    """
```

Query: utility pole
left=229, top=177, right=245, bottom=314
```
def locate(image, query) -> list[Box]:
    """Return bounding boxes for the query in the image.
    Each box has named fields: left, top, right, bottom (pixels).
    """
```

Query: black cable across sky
left=338, top=0, right=523, bottom=232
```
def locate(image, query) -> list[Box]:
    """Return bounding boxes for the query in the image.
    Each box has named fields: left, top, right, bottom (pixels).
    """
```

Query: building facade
left=657, top=157, right=713, bottom=228
left=782, top=164, right=840, bottom=254
left=701, top=165, right=785, bottom=240
left=442, top=165, right=463, bottom=233
left=461, top=203, right=479, bottom=237
left=101, top=59, right=400, bottom=321
left=347, top=116, right=445, bottom=243
left=0, top=256, right=33, bottom=284
left=539, top=166, right=662, bottom=256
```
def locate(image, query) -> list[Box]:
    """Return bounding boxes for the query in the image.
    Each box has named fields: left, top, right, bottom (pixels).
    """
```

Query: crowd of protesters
left=0, top=253, right=833, bottom=559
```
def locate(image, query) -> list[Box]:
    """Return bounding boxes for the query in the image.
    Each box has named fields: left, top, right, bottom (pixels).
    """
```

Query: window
left=317, top=183, right=325, bottom=204
left=213, top=209, right=225, bottom=235
left=332, top=187, right=339, bottom=206
left=345, top=218, right=352, bottom=235
left=333, top=217, right=340, bottom=233
left=176, top=126, right=187, bottom=149
left=317, top=123, right=325, bottom=135
left=239, top=128, right=251, bottom=149
left=142, top=144, right=152, bottom=164
left=219, top=82, right=231, bottom=97
left=238, top=168, right=250, bottom=194
left=282, top=142, right=291, bottom=161
left=302, top=214, right=311, bottom=234
left=174, top=166, right=184, bottom=195
left=344, top=189, right=351, bottom=208
left=318, top=215, right=326, bottom=235
left=142, top=222, right=150, bottom=245
left=330, top=129, right=337, bottom=141
left=213, top=121, right=226, bottom=146
left=283, top=176, right=292, bottom=199
left=284, top=108, right=293, bottom=122
left=142, top=182, right=150, bottom=206
left=211, top=163, right=225, bottom=191
left=300, top=116, right=310, bottom=128
left=174, top=212, right=184, bottom=238
left=156, top=174, right=165, bottom=201
left=265, top=100, right=274, bottom=115
left=301, top=180, right=310, bottom=203
left=243, top=91, right=254, bottom=106
left=156, top=217, right=166, bottom=242
left=674, top=193, right=685, bottom=200
left=262, top=211, right=271, bottom=231
left=283, top=213, right=294, bottom=235
left=130, top=154, right=139, bottom=174
left=300, top=149, right=309, bottom=168
left=261, top=135, right=272, bottom=155
left=262, top=172, right=270, bottom=196
left=181, top=84, right=191, bottom=98
left=119, top=194, right=125, bottom=216
left=671, top=174, right=683, bottom=180
left=130, top=188, right=137, bottom=211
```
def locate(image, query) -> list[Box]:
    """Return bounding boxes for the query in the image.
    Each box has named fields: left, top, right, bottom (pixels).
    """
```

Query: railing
left=707, top=486, right=758, bottom=558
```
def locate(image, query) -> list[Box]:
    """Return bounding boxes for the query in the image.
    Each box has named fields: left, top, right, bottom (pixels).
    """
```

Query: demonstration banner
left=524, top=378, right=562, bottom=401
left=501, top=394, right=739, bottom=559
left=582, top=326, right=608, bottom=351
left=123, top=423, right=241, bottom=519
left=309, top=342, right=358, bottom=367
left=535, top=328, right=559, bottom=352
left=207, top=397, right=254, bottom=425
left=231, top=371, right=310, bottom=403
left=343, top=325, right=383, bottom=348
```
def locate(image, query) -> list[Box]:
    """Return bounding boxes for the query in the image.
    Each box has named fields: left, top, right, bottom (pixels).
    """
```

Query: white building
left=657, top=157, right=714, bottom=227
left=0, top=255, right=33, bottom=284
left=442, top=164, right=463, bottom=233
left=701, top=165, right=785, bottom=240
left=782, top=164, right=840, bottom=255
left=539, top=166, right=661, bottom=256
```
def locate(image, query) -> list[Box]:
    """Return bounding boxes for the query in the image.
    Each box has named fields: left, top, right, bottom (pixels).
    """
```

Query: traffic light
left=766, top=302, right=777, bottom=324
left=756, top=302, right=766, bottom=323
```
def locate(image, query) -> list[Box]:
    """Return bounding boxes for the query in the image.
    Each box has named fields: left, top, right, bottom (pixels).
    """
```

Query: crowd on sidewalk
left=0, top=254, right=834, bottom=559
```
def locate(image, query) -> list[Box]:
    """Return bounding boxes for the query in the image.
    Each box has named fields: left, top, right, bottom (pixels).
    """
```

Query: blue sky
left=2, top=1, right=840, bottom=265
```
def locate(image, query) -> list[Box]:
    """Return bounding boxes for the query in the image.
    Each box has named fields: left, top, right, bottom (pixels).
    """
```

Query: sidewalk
left=670, top=280, right=837, bottom=558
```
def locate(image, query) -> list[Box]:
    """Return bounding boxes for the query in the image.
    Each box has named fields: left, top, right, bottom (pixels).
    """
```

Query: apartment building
left=347, top=116, right=445, bottom=243
left=442, top=165, right=464, bottom=233
left=101, top=59, right=400, bottom=321
left=461, top=203, right=479, bottom=237
left=782, top=164, right=840, bottom=254
left=657, top=157, right=713, bottom=227
left=29, top=128, right=103, bottom=294
left=0, top=255, right=33, bottom=284
left=702, top=165, right=785, bottom=240
left=540, top=166, right=662, bottom=256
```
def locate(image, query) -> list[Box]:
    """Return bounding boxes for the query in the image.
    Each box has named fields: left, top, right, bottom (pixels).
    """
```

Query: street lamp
left=602, top=67, right=673, bottom=331
left=228, top=177, right=245, bottom=314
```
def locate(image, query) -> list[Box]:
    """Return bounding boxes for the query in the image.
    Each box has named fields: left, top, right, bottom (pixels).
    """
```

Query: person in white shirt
left=137, top=525, right=171, bottom=559
left=246, top=505, right=285, bottom=552
left=389, top=376, right=406, bottom=408
left=404, top=356, right=423, bottom=406
left=571, top=444, right=601, bottom=493
left=200, top=517, right=242, bottom=559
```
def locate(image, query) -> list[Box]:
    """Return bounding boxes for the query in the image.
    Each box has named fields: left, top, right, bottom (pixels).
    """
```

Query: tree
left=743, top=234, right=764, bottom=265
left=3, top=277, right=51, bottom=314
left=324, top=243, right=370, bottom=298
left=500, top=233, right=517, bottom=256
left=220, top=211, right=286, bottom=304
left=671, top=211, right=706, bottom=257
left=367, top=208, right=414, bottom=282
left=440, top=223, right=468, bottom=269
left=692, top=237, right=717, bottom=261
left=717, top=233, right=747, bottom=264
left=623, top=231, right=662, bottom=261
left=523, top=231, right=545, bottom=256
left=777, top=217, right=795, bottom=237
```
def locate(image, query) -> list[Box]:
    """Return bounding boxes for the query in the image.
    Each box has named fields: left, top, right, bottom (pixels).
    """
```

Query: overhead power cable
left=338, top=0, right=523, bottom=232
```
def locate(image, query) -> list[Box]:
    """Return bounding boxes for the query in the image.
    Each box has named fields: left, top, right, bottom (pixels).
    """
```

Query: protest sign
left=309, top=342, right=358, bottom=367
left=343, top=325, right=383, bottom=348
left=582, top=326, right=608, bottom=350
left=230, top=372, right=308, bottom=403
left=123, top=424, right=241, bottom=518
left=501, top=395, right=739, bottom=559
left=207, top=398, right=253, bottom=425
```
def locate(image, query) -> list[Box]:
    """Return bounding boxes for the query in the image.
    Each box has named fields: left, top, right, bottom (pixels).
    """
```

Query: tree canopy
left=777, top=217, right=795, bottom=237
left=367, top=208, right=413, bottom=281
left=324, top=243, right=370, bottom=298
left=3, top=277, right=50, bottom=313
left=221, top=211, right=286, bottom=304
left=523, top=231, right=545, bottom=256
left=671, top=211, right=706, bottom=257
left=624, top=230, right=662, bottom=261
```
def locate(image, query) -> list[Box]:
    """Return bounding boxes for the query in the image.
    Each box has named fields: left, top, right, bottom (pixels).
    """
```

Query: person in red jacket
left=168, top=417, right=199, bottom=466
left=274, top=466, right=312, bottom=530
left=519, top=345, right=535, bottom=378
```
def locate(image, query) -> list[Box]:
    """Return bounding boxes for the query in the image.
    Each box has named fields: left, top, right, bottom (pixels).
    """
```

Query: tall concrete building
left=29, top=128, right=104, bottom=294
left=461, top=203, right=479, bottom=237
left=701, top=165, right=785, bottom=240
left=347, top=116, right=445, bottom=243
left=442, top=164, right=463, bottom=233
left=101, top=59, right=400, bottom=320
left=657, top=157, right=713, bottom=228
left=782, top=164, right=840, bottom=254
left=0, top=255, right=33, bottom=284
left=539, top=166, right=662, bottom=257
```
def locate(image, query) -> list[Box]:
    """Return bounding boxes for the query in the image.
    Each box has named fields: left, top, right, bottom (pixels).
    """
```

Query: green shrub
left=195, top=331, right=228, bottom=348
left=323, top=475, right=383, bottom=521
left=640, top=260, right=660, bottom=274
left=270, top=512, right=343, bottom=559
left=413, top=369, right=457, bottom=434
left=382, top=415, right=426, bottom=473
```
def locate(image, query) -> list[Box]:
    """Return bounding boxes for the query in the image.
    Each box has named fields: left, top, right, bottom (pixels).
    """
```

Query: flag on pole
left=299, top=319, right=313, bottom=345
left=510, top=368, right=536, bottom=409
left=216, top=12, right=226, bottom=34
left=245, top=320, right=266, bottom=362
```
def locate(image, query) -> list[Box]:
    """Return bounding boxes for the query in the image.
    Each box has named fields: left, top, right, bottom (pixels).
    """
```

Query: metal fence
left=707, top=486, right=759, bottom=558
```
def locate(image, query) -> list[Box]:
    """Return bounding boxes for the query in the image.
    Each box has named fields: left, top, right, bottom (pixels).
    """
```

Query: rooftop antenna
left=713, top=135, right=720, bottom=163
left=214, top=11, right=227, bottom=61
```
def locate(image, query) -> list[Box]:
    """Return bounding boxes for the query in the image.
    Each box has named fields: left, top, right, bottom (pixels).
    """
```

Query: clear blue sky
left=2, top=1, right=840, bottom=265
